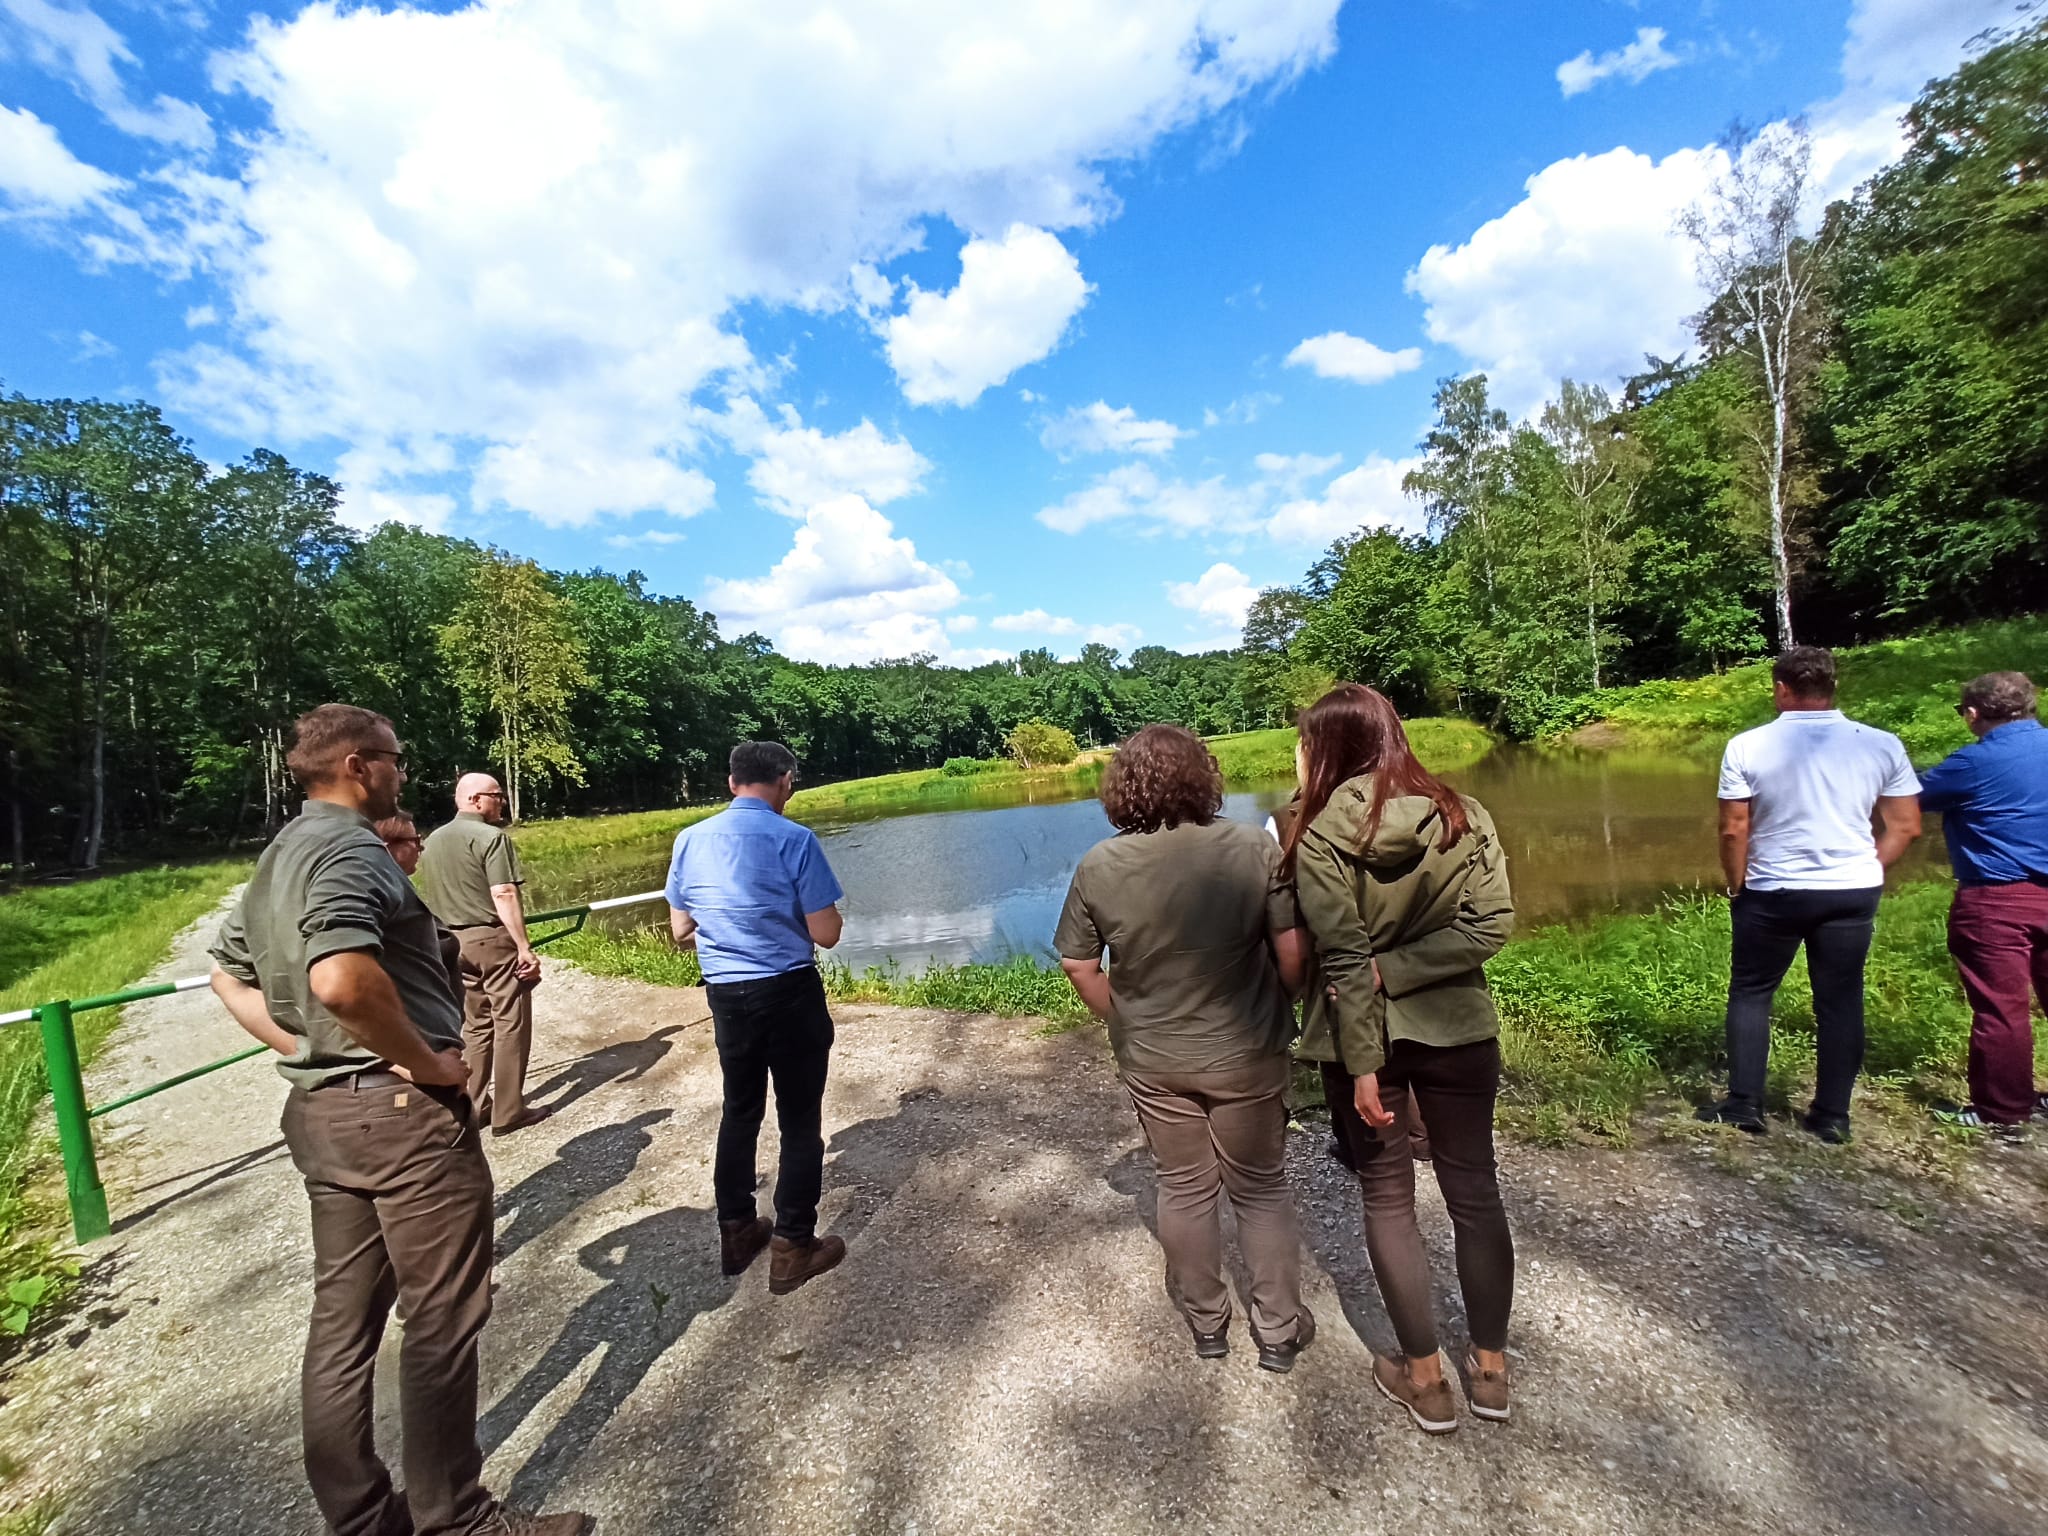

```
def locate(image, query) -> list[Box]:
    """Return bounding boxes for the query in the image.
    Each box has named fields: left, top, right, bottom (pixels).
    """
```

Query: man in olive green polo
left=208, top=704, right=590, bottom=1536
left=417, top=772, right=549, bottom=1136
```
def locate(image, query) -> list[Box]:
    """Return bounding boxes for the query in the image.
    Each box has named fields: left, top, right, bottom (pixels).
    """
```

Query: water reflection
left=570, top=745, right=1946, bottom=974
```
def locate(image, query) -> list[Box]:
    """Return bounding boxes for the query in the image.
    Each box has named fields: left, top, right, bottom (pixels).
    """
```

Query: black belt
left=314, top=1066, right=408, bottom=1091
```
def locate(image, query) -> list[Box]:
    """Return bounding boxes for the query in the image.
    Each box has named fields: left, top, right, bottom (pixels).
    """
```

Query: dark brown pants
left=282, top=1077, right=496, bottom=1536
left=1325, top=1038, right=1514, bottom=1355
left=456, top=925, right=533, bottom=1129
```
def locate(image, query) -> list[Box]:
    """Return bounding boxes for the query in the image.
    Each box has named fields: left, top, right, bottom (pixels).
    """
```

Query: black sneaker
left=1256, top=1306, right=1316, bottom=1374
left=1695, top=1098, right=1766, bottom=1134
left=1799, top=1109, right=1851, bottom=1145
left=1190, top=1323, right=1229, bottom=1360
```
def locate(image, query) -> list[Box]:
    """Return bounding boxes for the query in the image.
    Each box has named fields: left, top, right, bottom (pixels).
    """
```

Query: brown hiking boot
left=1372, top=1352, right=1458, bottom=1434
left=1464, top=1351, right=1510, bottom=1422
left=768, top=1233, right=846, bottom=1295
left=479, top=1506, right=594, bottom=1535
left=719, top=1216, right=773, bottom=1276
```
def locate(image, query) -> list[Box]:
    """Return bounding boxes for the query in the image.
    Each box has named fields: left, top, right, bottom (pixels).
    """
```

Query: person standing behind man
left=666, top=741, right=848, bottom=1294
left=207, top=705, right=590, bottom=1536
left=376, top=811, right=424, bottom=876
left=1698, top=646, right=1922, bottom=1143
left=1919, top=672, right=2048, bottom=1132
left=418, top=774, right=550, bottom=1136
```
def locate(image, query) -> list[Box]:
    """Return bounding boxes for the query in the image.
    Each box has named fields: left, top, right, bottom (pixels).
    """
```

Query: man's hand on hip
left=395, top=1047, right=469, bottom=1089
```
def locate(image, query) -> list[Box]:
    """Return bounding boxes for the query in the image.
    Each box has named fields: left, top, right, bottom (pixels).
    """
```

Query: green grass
left=0, top=859, right=250, bottom=1336
left=554, top=873, right=1996, bottom=1153
left=1585, top=616, right=2048, bottom=761
left=549, top=926, right=1093, bottom=1028
left=1206, top=718, right=1495, bottom=784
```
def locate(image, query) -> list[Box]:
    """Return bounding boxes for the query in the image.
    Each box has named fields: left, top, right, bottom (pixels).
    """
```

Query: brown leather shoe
left=719, top=1216, right=773, bottom=1276
left=768, top=1233, right=846, bottom=1295
left=489, top=1106, right=555, bottom=1137
left=1464, top=1351, right=1510, bottom=1421
left=480, top=1505, right=593, bottom=1535
left=1372, top=1352, right=1458, bottom=1434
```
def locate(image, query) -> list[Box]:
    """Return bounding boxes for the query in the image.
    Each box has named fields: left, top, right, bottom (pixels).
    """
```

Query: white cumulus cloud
left=0, top=0, right=211, bottom=147
left=703, top=494, right=969, bottom=663
left=1039, top=400, right=1186, bottom=458
left=883, top=225, right=1091, bottom=406
left=1284, top=331, right=1422, bottom=384
left=0, top=102, right=119, bottom=210
left=1556, top=27, right=1684, bottom=98
left=1165, top=562, right=1258, bottom=631
left=719, top=397, right=929, bottom=518
left=1268, top=454, right=1422, bottom=544
left=990, top=609, right=1140, bottom=647
left=64, top=1, right=1338, bottom=527
left=1406, top=145, right=1722, bottom=415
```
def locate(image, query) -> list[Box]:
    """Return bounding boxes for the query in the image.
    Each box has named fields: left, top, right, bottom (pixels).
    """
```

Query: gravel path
left=3, top=900, right=2046, bottom=1535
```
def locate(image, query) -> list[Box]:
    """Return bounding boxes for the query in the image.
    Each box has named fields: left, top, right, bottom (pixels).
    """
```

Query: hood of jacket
left=1307, top=781, right=1452, bottom=868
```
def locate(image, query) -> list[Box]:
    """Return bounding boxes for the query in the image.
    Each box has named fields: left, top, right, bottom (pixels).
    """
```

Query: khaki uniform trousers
left=454, top=924, right=534, bottom=1130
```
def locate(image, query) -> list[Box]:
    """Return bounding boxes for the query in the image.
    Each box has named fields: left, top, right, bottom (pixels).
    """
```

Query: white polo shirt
left=1718, top=710, right=1920, bottom=891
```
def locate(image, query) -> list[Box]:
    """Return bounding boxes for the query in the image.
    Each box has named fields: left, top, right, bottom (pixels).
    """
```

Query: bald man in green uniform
left=417, top=772, right=550, bottom=1136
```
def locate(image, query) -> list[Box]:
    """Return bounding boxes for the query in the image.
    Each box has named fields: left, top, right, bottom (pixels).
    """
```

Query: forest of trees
left=2, top=21, right=2043, bottom=869
left=1250, top=22, right=2048, bottom=734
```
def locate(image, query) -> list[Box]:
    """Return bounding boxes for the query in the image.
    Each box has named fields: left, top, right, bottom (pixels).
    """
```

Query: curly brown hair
left=1099, top=724, right=1224, bottom=834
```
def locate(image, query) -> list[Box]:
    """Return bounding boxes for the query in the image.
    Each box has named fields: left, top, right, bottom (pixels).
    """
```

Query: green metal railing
left=0, top=889, right=666, bottom=1243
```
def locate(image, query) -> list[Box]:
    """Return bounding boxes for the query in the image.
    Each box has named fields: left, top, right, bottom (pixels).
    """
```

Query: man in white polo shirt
left=1696, top=646, right=1922, bottom=1143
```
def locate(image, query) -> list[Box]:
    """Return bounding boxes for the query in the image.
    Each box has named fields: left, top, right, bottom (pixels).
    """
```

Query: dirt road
left=3, top=901, right=2045, bottom=1534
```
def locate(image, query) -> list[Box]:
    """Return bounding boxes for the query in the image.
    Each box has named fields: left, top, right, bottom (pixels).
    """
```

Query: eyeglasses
left=358, top=748, right=409, bottom=771
left=475, top=789, right=507, bottom=800
left=384, top=835, right=424, bottom=848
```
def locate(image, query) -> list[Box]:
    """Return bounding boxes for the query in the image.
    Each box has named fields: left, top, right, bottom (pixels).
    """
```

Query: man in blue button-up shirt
left=666, top=740, right=849, bottom=1291
left=1919, top=672, right=2048, bottom=1129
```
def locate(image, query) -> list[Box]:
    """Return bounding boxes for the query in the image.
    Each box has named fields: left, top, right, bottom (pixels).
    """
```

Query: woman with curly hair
left=1285, top=683, right=1516, bottom=1433
left=1054, top=724, right=1314, bottom=1370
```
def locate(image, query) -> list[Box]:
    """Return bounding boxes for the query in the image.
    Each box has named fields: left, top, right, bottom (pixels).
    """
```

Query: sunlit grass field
left=1586, top=616, right=2048, bottom=761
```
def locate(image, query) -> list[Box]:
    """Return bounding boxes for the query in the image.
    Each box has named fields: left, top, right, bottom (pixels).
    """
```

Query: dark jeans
left=281, top=1075, right=496, bottom=1536
left=1948, top=882, right=2048, bottom=1123
left=1325, top=1038, right=1514, bottom=1356
left=1724, top=885, right=1882, bottom=1119
left=706, top=965, right=835, bottom=1241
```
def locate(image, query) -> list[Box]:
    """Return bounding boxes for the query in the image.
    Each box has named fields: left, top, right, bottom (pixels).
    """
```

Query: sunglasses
left=357, top=748, right=410, bottom=772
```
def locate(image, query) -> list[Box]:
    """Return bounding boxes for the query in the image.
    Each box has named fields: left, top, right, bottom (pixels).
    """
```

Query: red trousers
left=1948, top=883, right=2048, bottom=1124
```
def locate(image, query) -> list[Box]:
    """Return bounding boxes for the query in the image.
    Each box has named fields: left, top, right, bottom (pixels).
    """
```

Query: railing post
left=38, top=1000, right=110, bottom=1243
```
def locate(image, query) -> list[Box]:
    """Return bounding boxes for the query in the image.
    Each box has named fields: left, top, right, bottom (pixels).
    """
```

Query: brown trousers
left=456, top=925, right=533, bottom=1129
left=1121, top=1054, right=1307, bottom=1346
left=281, top=1076, right=496, bottom=1536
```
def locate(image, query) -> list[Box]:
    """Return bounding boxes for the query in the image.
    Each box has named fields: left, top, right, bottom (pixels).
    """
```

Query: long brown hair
left=1280, top=684, right=1469, bottom=876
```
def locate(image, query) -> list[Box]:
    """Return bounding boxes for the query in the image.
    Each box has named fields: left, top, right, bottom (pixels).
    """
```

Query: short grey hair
left=729, top=740, right=798, bottom=787
left=1961, top=671, right=2038, bottom=724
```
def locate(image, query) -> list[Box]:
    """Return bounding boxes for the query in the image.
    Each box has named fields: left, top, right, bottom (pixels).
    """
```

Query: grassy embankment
left=0, top=861, right=250, bottom=1330
left=539, top=719, right=1500, bottom=1050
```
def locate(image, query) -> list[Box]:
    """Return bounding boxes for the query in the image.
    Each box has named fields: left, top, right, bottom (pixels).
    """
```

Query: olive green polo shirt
left=210, top=798, right=466, bottom=1090
left=1054, top=817, right=1297, bottom=1074
left=416, top=811, right=524, bottom=929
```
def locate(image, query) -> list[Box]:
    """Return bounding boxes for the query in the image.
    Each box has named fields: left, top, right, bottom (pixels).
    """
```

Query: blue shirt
left=1918, top=718, right=2048, bottom=886
left=664, top=797, right=845, bottom=982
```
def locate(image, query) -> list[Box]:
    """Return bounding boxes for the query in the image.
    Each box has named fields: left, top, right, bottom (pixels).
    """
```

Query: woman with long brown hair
left=1055, top=724, right=1315, bottom=1371
left=1284, top=684, right=1516, bottom=1432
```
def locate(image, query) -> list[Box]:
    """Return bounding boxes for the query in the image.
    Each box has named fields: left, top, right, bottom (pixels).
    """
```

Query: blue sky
left=0, top=0, right=2014, bottom=662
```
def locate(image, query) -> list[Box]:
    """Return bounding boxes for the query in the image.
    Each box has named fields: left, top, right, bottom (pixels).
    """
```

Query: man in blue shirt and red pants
left=666, top=740, right=849, bottom=1290
left=1920, top=672, right=2048, bottom=1132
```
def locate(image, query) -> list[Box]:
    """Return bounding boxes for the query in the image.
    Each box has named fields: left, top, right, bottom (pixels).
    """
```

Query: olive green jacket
left=1288, top=781, right=1514, bottom=1077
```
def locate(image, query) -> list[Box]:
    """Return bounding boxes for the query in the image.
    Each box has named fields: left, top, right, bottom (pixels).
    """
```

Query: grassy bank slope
left=556, top=874, right=1997, bottom=1149
left=1583, top=617, right=2048, bottom=760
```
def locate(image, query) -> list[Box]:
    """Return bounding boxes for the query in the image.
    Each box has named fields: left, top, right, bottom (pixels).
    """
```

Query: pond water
left=561, top=745, right=1946, bottom=974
